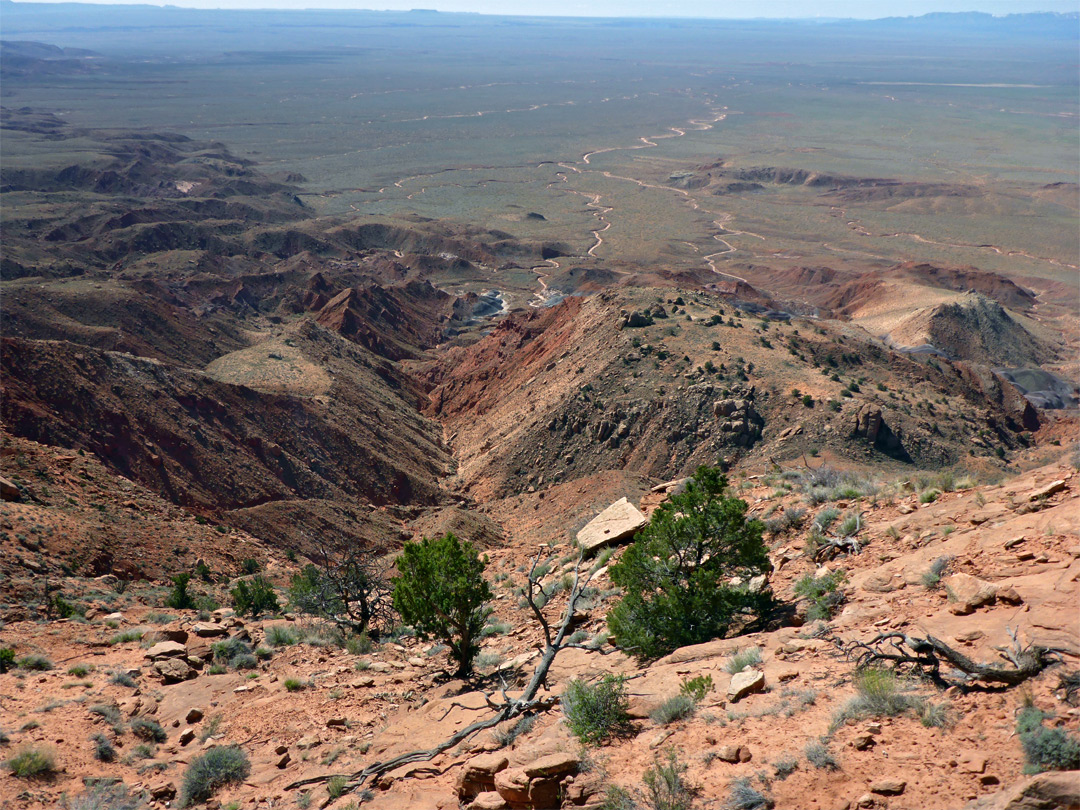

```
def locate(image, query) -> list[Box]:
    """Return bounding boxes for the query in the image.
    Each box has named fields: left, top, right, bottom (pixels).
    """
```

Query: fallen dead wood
left=832, top=627, right=1061, bottom=689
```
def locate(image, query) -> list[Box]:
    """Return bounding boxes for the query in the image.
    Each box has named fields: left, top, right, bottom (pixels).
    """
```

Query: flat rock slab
left=145, top=641, right=188, bottom=659
left=576, top=497, right=648, bottom=554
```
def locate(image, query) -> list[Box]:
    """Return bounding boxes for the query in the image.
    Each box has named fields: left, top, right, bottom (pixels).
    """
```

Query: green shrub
left=18, top=654, right=53, bottom=671
left=212, top=637, right=258, bottom=670
left=240, top=558, right=260, bottom=575
left=327, top=775, right=348, bottom=799
left=6, top=745, right=55, bottom=778
left=724, top=647, right=762, bottom=674
left=562, top=674, right=632, bottom=745
left=51, top=595, right=78, bottom=619
left=131, top=717, right=167, bottom=743
left=606, top=467, right=772, bottom=660
left=180, top=746, right=250, bottom=806
left=284, top=678, right=305, bottom=692
left=265, top=625, right=298, bottom=647
left=650, top=694, right=696, bottom=725
left=231, top=576, right=279, bottom=618
left=919, top=489, right=941, bottom=504
left=165, top=573, right=196, bottom=610
left=1016, top=707, right=1080, bottom=773
left=68, top=663, right=92, bottom=677
left=0, top=647, right=15, bottom=673
left=680, top=674, right=714, bottom=702
left=92, top=732, right=117, bottom=762
left=793, top=571, right=846, bottom=622
left=393, top=533, right=492, bottom=678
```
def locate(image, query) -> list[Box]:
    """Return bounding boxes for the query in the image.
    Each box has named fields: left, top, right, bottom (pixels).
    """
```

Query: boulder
left=0, top=476, right=22, bottom=502
left=945, top=573, right=998, bottom=615
left=458, top=753, right=509, bottom=799
left=576, top=498, right=648, bottom=554
left=185, top=707, right=204, bottom=724
left=493, top=767, right=532, bottom=804
left=728, top=669, right=766, bottom=702
left=960, top=770, right=1079, bottom=810
left=191, top=622, right=226, bottom=638
left=153, top=657, right=195, bottom=684
left=523, top=752, right=579, bottom=779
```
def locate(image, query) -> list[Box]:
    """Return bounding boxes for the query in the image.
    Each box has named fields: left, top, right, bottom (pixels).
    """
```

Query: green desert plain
left=2, top=6, right=1077, bottom=301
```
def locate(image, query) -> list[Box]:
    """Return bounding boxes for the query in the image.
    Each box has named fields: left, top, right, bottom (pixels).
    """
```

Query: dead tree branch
left=831, top=628, right=1061, bottom=689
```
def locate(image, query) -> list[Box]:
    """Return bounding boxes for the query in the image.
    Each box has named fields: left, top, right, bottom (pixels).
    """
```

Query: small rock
left=871, top=779, right=905, bottom=796
left=897, top=504, right=915, bottom=515
left=856, top=793, right=875, bottom=808
left=728, top=669, right=766, bottom=702
left=274, top=744, right=288, bottom=755
left=996, top=585, right=1023, bottom=605
left=186, top=707, right=204, bottom=724
left=178, top=728, right=195, bottom=746
left=147, top=780, right=176, bottom=801
left=276, top=752, right=291, bottom=769
left=326, top=718, right=347, bottom=727
left=851, top=734, right=875, bottom=751
left=979, top=774, right=999, bottom=786
left=958, top=750, right=987, bottom=774
left=296, top=735, right=320, bottom=750
left=468, top=792, right=508, bottom=810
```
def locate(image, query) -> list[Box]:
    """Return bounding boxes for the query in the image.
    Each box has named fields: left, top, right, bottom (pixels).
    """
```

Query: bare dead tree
left=285, top=551, right=612, bottom=805
left=809, top=512, right=864, bottom=562
left=831, top=628, right=1061, bottom=689
left=290, top=536, right=395, bottom=637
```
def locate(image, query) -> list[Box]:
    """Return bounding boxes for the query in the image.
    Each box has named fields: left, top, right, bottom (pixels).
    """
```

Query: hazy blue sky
left=8, top=0, right=1078, bottom=15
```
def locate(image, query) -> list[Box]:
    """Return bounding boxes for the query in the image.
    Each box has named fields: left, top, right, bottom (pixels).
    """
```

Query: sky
left=5, top=0, right=1078, bottom=15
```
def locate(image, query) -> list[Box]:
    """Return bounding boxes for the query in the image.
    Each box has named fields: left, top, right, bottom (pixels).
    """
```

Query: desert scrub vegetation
left=67, top=782, right=142, bottom=810
left=492, top=714, right=536, bottom=749
left=724, top=647, right=762, bottom=674
left=804, top=740, right=838, bottom=770
left=0, top=647, right=15, bottom=673
left=109, top=629, right=145, bottom=645
left=607, top=466, right=773, bottom=660
left=602, top=749, right=694, bottom=810
left=92, top=732, right=117, bottom=762
left=6, top=744, right=56, bottom=778
left=792, top=570, right=846, bottom=621
left=921, top=555, right=953, bottom=589
left=831, top=667, right=947, bottom=732
left=1016, top=705, right=1080, bottom=773
left=17, top=653, right=53, bottom=671
left=212, top=637, right=258, bottom=670
left=563, top=674, right=633, bottom=745
left=181, top=746, right=250, bottom=806
left=798, top=466, right=877, bottom=505
left=130, top=717, right=167, bottom=743
left=650, top=694, right=697, bottom=726
left=724, top=777, right=771, bottom=810
left=265, top=624, right=299, bottom=647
